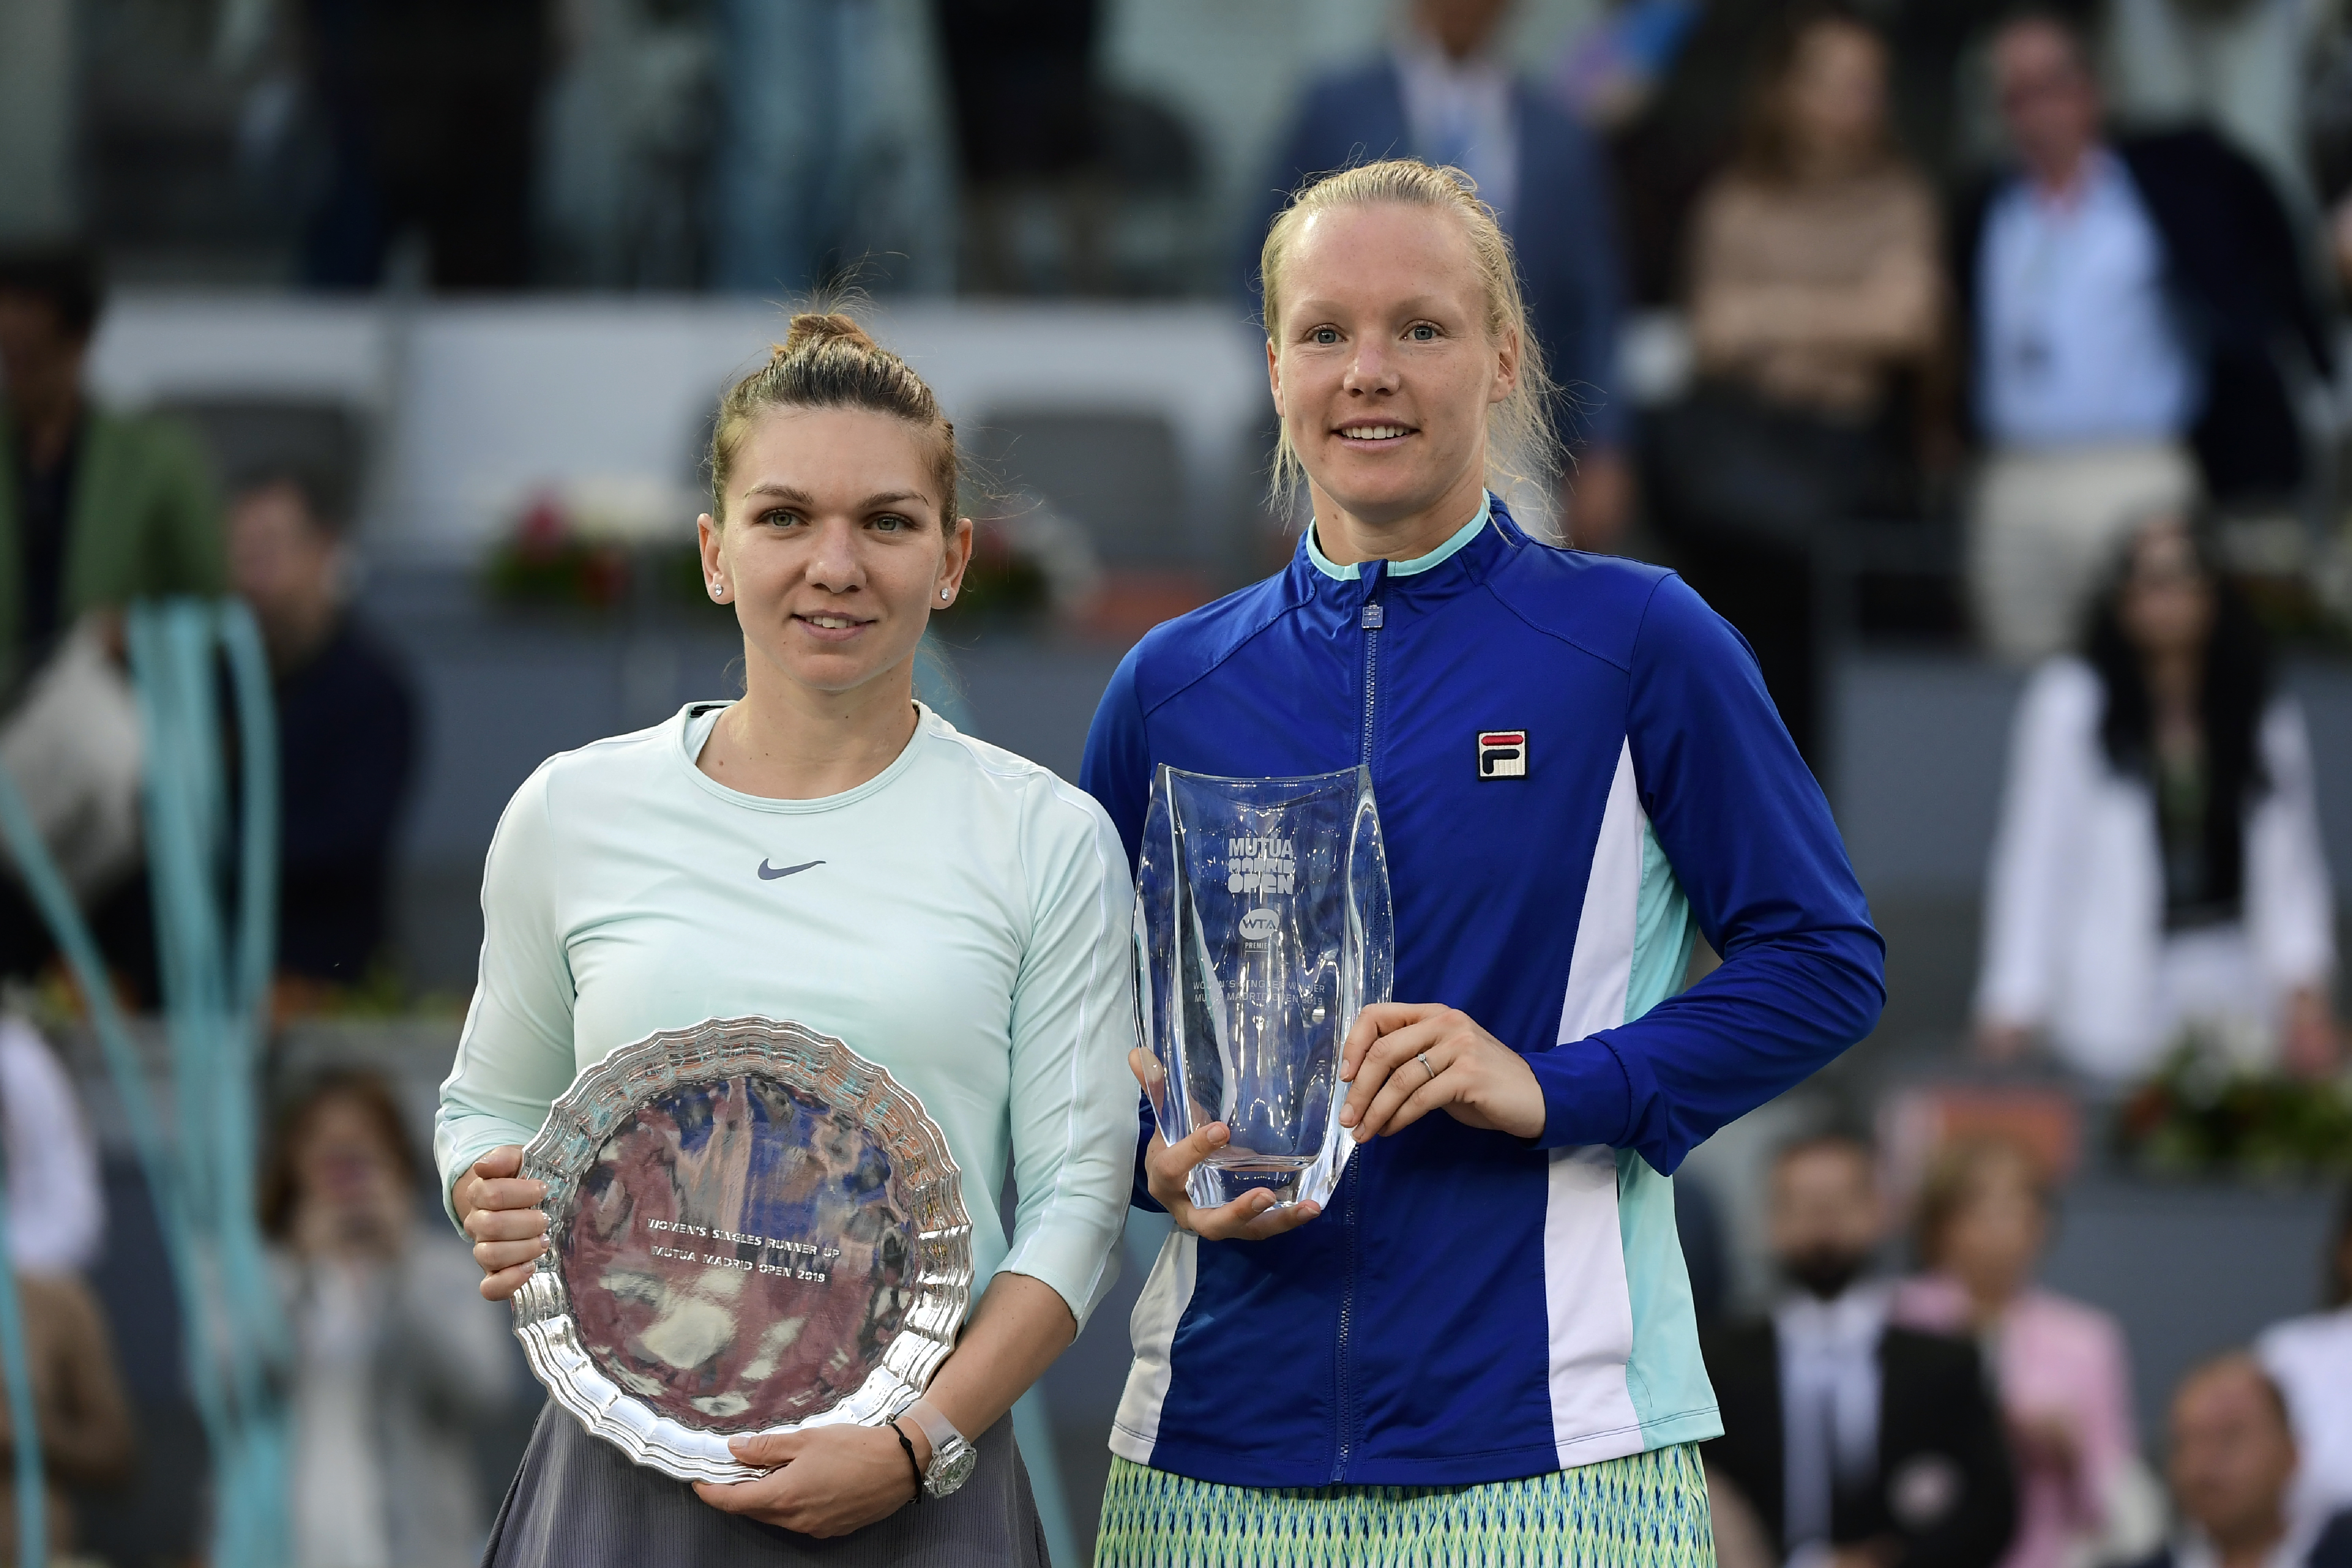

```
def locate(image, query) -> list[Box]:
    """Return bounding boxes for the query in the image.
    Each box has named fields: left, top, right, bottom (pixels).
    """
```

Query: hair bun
left=777, top=312, right=878, bottom=357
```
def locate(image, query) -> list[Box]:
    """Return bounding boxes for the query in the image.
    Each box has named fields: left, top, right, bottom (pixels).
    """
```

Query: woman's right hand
left=1130, top=1051, right=1321, bottom=1242
left=453, top=1145, right=547, bottom=1301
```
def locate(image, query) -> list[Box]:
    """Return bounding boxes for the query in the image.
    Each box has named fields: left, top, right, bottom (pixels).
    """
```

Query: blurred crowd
left=0, top=1028, right=508, bottom=1566
left=6, top=0, right=2338, bottom=1071
left=0, top=244, right=471, bottom=1563
left=0, top=243, right=417, bottom=1014
left=0, top=0, right=2347, bottom=1563
left=1699, top=1131, right=2352, bottom=1568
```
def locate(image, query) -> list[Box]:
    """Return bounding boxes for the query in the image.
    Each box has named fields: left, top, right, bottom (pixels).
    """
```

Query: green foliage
left=2116, top=1042, right=2352, bottom=1179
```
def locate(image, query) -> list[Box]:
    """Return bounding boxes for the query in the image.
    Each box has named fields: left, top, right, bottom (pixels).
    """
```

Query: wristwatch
left=900, top=1398, right=978, bottom=1499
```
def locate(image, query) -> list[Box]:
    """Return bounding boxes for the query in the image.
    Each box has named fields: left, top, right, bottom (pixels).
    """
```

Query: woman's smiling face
left=699, top=406, right=969, bottom=698
left=1269, top=201, right=1516, bottom=530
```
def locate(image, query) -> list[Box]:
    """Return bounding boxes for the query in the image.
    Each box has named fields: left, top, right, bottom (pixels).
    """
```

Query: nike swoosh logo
left=757, top=859, right=825, bottom=881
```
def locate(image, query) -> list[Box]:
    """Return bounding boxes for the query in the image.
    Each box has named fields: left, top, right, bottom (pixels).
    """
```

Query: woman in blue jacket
left=1081, top=158, right=1887, bottom=1565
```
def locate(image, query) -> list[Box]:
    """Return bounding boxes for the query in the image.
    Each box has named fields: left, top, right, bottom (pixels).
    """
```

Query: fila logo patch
left=1477, top=731, right=1528, bottom=779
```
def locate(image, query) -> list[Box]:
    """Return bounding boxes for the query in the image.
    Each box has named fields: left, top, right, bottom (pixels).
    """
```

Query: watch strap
left=888, top=1419, right=925, bottom=1502
left=902, top=1399, right=967, bottom=1459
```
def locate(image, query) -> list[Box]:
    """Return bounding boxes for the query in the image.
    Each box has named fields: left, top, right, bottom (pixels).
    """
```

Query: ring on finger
left=1416, top=1051, right=1439, bottom=1084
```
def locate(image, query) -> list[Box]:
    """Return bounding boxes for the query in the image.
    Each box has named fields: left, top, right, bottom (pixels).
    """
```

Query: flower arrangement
left=482, top=478, right=713, bottom=613
left=484, top=493, right=634, bottom=610
left=950, top=492, right=1100, bottom=625
left=2115, top=1029, right=2352, bottom=1179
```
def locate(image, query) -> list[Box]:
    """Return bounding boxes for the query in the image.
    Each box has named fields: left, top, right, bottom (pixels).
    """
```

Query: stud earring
left=710, top=581, right=724, bottom=599
left=940, top=588, right=951, bottom=602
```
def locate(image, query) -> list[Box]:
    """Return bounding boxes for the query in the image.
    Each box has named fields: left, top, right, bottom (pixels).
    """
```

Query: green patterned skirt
left=1095, top=1442, right=1715, bottom=1568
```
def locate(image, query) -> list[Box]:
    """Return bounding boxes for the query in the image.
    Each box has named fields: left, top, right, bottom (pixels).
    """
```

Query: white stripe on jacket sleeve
left=1544, top=739, right=1644, bottom=1467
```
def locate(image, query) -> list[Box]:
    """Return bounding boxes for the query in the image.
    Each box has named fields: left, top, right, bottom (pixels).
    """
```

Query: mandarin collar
left=1287, top=491, right=1523, bottom=604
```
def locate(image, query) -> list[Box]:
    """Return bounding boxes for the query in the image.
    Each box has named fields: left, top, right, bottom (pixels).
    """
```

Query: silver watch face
left=926, top=1436, right=980, bottom=1497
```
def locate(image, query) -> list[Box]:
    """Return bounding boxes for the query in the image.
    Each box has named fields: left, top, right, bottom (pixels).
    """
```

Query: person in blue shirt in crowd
left=1083, top=156, right=1884, bottom=1567
left=1246, top=0, right=1635, bottom=550
left=1954, top=11, right=2330, bottom=666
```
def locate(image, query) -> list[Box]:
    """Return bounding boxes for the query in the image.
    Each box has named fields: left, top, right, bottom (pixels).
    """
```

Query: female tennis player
left=437, top=314, right=1135, bottom=1564
left=1081, top=159, right=1887, bottom=1565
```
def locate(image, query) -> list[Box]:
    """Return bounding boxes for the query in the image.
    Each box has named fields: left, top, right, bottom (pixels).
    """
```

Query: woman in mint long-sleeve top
left=436, top=315, right=1138, bottom=1565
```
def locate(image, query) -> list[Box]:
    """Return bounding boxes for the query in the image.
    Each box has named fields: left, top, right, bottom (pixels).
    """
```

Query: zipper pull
left=1360, top=603, right=1384, bottom=629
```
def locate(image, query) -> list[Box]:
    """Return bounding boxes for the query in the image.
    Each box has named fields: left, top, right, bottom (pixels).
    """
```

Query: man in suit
left=1244, top=0, right=1633, bottom=550
left=2130, top=1354, right=2352, bottom=1568
left=1704, top=1133, right=2017, bottom=1568
left=1953, top=11, right=2331, bottom=664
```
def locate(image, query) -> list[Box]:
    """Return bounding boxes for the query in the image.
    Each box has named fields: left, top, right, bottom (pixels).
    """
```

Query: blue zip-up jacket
left=1078, top=496, right=1884, bottom=1488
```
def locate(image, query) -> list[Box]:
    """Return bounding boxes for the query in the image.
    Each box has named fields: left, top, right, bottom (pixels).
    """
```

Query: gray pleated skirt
left=482, top=1401, right=1051, bottom=1567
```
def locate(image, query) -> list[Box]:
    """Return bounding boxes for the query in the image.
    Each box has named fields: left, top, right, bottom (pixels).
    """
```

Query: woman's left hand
left=693, top=1424, right=920, bottom=1536
left=1339, top=1003, right=1546, bottom=1143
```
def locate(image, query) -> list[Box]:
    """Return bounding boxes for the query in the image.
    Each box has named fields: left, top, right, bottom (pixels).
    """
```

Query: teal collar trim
left=1305, top=494, right=1492, bottom=582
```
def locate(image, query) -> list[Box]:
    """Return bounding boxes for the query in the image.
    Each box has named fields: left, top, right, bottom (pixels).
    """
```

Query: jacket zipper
left=1335, top=579, right=1384, bottom=1481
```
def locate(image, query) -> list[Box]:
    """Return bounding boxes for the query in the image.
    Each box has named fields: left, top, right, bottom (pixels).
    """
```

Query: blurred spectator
left=2127, top=1354, right=2352, bottom=1568
left=0, top=1271, right=135, bottom=1563
left=936, top=0, right=1097, bottom=192
left=932, top=0, right=1198, bottom=296
left=1246, top=0, right=1633, bottom=548
left=1893, top=1140, right=2158, bottom=1568
left=1956, top=13, right=2329, bottom=665
left=227, top=468, right=417, bottom=994
left=2258, top=1187, right=2352, bottom=1544
left=936, top=0, right=1097, bottom=291
left=710, top=0, right=954, bottom=294
left=0, top=1017, right=101, bottom=1277
left=0, top=241, right=226, bottom=1002
left=1595, top=1, right=1745, bottom=305
left=264, top=1071, right=514, bottom=1568
left=1685, top=11, right=1939, bottom=440
left=300, top=0, right=550, bottom=288
left=0, top=244, right=225, bottom=698
left=537, top=0, right=718, bottom=291
left=1704, top=1132, right=2017, bottom=1568
left=0, top=1017, right=121, bottom=1565
left=1644, top=6, right=1940, bottom=768
left=1974, top=514, right=2338, bottom=1082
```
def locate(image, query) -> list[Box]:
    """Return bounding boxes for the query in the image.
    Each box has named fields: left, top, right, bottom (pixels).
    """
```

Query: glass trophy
left=1133, top=765, right=1394, bottom=1212
left=509, top=1017, right=973, bottom=1482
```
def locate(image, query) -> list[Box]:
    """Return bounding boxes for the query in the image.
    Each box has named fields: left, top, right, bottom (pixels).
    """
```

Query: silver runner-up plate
left=508, top=1017, right=974, bottom=1483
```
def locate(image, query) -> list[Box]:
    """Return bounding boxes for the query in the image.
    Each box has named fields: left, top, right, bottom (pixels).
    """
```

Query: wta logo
left=1477, top=730, right=1528, bottom=779
left=1238, top=909, right=1279, bottom=943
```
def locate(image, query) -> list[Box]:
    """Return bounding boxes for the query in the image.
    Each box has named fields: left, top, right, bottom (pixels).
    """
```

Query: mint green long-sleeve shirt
left=433, top=702, right=1138, bottom=1329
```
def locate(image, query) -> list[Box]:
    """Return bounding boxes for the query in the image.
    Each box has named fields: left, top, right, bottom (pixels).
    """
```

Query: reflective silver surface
left=1134, top=766, right=1394, bottom=1211
left=512, top=1017, right=974, bottom=1482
